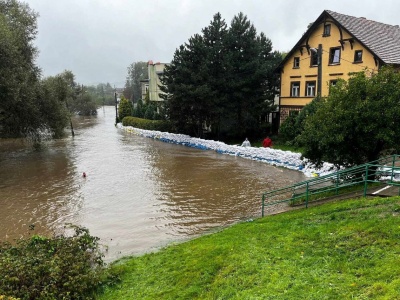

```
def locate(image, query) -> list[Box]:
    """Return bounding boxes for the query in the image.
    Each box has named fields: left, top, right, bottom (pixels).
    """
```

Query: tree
left=299, top=67, right=400, bottom=168
left=118, top=95, right=133, bottom=121
left=161, top=33, right=212, bottom=136
left=144, top=102, right=157, bottom=120
left=125, top=61, right=148, bottom=103
left=279, top=97, right=321, bottom=145
left=278, top=113, right=298, bottom=144
left=84, top=83, right=114, bottom=106
left=74, top=92, right=98, bottom=115
left=95, top=83, right=115, bottom=105
left=160, top=12, right=281, bottom=140
left=201, top=13, right=229, bottom=138
left=0, top=0, right=42, bottom=138
left=38, top=75, right=71, bottom=138
left=55, top=70, right=98, bottom=116
left=223, top=13, right=277, bottom=138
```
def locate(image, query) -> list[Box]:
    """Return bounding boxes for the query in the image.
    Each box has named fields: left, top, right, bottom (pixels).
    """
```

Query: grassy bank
left=98, top=196, right=400, bottom=299
left=251, top=137, right=304, bottom=154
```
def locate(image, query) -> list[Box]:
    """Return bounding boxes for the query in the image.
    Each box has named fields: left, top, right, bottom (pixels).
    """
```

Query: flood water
left=0, top=106, right=306, bottom=261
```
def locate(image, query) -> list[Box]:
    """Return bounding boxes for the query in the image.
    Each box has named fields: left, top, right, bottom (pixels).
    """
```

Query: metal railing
left=261, top=155, right=400, bottom=217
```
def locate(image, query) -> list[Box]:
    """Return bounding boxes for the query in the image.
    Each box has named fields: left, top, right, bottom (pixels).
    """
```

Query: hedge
left=122, top=116, right=174, bottom=132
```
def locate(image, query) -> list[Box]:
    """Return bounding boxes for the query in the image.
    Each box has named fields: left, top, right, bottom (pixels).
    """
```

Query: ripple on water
left=0, top=107, right=306, bottom=261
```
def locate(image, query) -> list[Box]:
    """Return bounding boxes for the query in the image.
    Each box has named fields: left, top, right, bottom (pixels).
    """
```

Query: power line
left=289, top=48, right=377, bottom=73
left=320, top=49, right=377, bottom=73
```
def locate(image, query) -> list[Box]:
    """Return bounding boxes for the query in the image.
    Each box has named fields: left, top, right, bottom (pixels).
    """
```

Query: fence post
left=391, top=155, right=396, bottom=182
left=262, top=194, right=265, bottom=217
left=336, top=172, right=339, bottom=195
left=363, top=165, right=369, bottom=197
left=305, top=182, right=309, bottom=208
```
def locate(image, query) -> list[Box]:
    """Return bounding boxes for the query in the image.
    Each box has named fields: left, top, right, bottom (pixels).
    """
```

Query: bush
left=278, top=113, right=298, bottom=144
left=122, top=116, right=174, bottom=132
left=0, top=225, right=117, bottom=300
left=279, top=97, right=321, bottom=145
left=118, top=96, right=133, bottom=121
left=0, top=296, right=19, bottom=300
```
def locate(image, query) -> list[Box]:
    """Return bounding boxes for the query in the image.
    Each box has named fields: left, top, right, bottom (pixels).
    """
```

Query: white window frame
left=329, top=47, right=341, bottom=64
left=306, top=81, right=316, bottom=97
left=293, top=57, right=300, bottom=68
left=291, top=82, right=300, bottom=97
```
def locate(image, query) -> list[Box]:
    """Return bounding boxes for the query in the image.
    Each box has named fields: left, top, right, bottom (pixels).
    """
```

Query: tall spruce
left=224, top=12, right=277, bottom=138
left=161, top=34, right=211, bottom=136
left=161, top=12, right=281, bottom=140
left=201, top=13, right=228, bottom=138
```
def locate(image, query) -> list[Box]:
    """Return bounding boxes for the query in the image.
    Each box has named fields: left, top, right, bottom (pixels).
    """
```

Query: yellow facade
left=148, top=62, right=167, bottom=102
left=279, top=16, right=379, bottom=122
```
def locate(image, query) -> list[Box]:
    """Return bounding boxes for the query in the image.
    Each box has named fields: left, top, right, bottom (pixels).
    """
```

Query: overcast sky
left=27, top=0, right=400, bottom=87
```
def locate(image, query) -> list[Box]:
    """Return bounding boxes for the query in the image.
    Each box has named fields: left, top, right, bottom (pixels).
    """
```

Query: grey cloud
left=28, top=0, right=399, bottom=86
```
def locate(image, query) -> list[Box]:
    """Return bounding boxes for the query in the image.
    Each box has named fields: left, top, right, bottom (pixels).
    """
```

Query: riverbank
left=118, top=124, right=335, bottom=177
left=97, top=195, right=400, bottom=299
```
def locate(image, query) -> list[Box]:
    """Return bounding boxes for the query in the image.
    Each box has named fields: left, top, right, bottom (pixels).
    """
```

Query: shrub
left=118, top=96, right=133, bottom=121
left=279, top=97, right=321, bottom=145
left=122, top=116, right=174, bottom=132
left=0, top=296, right=19, bottom=300
left=278, top=113, right=298, bottom=144
left=0, top=225, right=117, bottom=300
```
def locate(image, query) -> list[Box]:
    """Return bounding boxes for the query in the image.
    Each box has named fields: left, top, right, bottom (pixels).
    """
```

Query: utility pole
left=65, top=100, right=74, bottom=137
left=317, top=44, right=322, bottom=98
left=114, top=86, right=118, bottom=125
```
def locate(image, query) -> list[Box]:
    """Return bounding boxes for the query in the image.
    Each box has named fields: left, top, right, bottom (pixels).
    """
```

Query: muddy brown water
left=0, top=106, right=306, bottom=261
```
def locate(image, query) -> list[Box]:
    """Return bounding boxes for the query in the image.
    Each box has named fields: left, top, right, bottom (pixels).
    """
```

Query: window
left=354, top=50, right=363, bottom=63
left=329, top=47, right=341, bottom=64
left=323, top=24, right=331, bottom=36
left=306, top=81, right=316, bottom=97
left=289, top=110, right=299, bottom=117
left=310, top=51, right=318, bottom=66
left=291, top=82, right=300, bottom=97
left=293, top=57, right=300, bottom=68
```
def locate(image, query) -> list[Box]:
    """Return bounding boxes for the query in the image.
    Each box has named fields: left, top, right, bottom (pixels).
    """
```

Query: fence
left=261, top=155, right=400, bottom=217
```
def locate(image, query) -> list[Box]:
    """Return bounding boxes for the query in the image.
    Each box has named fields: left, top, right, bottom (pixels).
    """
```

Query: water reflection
left=0, top=107, right=306, bottom=261
left=146, top=142, right=305, bottom=235
left=0, top=138, right=82, bottom=239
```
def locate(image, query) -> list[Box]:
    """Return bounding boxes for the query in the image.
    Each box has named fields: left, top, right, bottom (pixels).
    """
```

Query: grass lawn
left=251, top=138, right=304, bottom=154
left=98, top=196, right=400, bottom=299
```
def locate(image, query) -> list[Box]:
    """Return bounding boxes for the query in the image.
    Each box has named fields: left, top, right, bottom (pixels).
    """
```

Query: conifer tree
left=161, top=12, right=281, bottom=140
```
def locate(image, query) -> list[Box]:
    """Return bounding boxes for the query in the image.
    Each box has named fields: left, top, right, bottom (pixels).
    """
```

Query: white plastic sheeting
left=118, top=124, right=336, bottom=177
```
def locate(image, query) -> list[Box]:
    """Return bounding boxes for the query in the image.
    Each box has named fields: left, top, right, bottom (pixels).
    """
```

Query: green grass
left=251, top=138, right=304, bottom=154
left=225, top=136, right=304, bottom=153
left=289, top=181, right=384, bottom=206
left=97, top=196, right=400, bottom=299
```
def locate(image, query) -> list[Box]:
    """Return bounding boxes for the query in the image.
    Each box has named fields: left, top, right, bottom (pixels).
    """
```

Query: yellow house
left=277, top=10, right=400, bottom=124
left=140, top=60, right=168, bottom=107
left=148, top=60, right=167, bottom=102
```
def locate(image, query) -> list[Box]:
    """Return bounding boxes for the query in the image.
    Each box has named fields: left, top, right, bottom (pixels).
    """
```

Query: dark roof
left=326, top=10, right=400, bottom=65
left=277, top=10, right=400, bottom=71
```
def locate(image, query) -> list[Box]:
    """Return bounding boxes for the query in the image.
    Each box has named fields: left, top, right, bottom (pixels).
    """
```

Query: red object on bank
left=262, top=137, right=272, bottom=148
